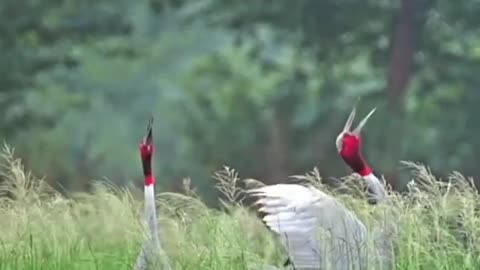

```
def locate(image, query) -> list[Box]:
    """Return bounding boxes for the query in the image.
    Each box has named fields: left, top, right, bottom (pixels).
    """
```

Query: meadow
left=0, top=145, right=479, bottom=270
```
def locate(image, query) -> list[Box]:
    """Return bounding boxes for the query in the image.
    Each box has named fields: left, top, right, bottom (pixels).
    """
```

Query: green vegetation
left=0, top=146, right=479, bottom=270
left=3, top=0, right=480, bottom=199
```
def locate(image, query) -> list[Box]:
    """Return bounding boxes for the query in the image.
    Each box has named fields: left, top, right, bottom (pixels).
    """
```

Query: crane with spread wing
left=248, top=105, right=394, bottom=270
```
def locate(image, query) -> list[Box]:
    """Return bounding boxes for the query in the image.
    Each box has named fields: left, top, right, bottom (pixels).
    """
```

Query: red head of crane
left=134, top=116, right=171, bottom=270
left=336, top=107, right=375, bottom=176
left=140, top=116, right=155, bottom=186
left=336, top=106, right=386, bottom=203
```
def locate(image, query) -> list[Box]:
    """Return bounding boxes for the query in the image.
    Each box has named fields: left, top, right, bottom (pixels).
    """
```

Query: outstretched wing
left=249, top=184, right=368, bottom=270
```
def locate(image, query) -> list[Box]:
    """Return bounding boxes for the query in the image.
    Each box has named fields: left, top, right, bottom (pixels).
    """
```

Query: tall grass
left=0, top=145, right=478, bottom=270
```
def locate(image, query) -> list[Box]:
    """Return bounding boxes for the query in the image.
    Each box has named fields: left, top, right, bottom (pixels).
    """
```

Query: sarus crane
left=248, top=106, right=394, bottom=270
left=133, top=117, right=172, bottom=270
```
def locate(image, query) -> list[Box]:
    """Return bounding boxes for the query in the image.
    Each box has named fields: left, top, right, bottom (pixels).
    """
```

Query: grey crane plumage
left=248, top=106, right=395, bottom=270
left=133, top=117, right=172, bottom=270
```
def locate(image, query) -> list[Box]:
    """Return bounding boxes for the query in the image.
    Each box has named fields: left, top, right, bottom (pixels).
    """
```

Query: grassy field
left=0, top=146, right=479, bottom=270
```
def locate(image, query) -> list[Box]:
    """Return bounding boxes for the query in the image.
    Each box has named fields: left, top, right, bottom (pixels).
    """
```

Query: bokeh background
left=2, top=0, right=479, bottom=204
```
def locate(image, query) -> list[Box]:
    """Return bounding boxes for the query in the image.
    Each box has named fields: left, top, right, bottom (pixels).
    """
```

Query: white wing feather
left=250, top=184, right=369, bottom=270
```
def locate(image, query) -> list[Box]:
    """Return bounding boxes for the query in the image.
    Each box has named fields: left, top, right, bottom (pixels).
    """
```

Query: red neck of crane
left=358, top=163, right=372, bottom=177
left=140, top=145, right=155, bottom=186
left=341, top=150, right=372, bottom=177
left=142, top=159, right=155, bottom=186
left=145, top=174, right=155, bottom=186
left=340, top=134, right=373, bottom=177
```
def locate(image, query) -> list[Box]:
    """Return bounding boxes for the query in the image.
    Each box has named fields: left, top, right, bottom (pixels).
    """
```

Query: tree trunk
left=384, top=0, right=417, bottom=189
left=387, top=0, right=416, bottom=104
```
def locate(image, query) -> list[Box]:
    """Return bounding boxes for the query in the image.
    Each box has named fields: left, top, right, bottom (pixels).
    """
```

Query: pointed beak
left=342, top=106, right=356, bottom=134
left=145, top=115, right=153, bottom=144
left=336, top=106, right=356, bottom=152
left=352, top=107, right=376, bottom=135
left=339, top=102, right=377, bottom=138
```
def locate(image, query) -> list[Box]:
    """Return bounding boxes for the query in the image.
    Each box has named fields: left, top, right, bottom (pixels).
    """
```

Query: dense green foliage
left=1, top=147, right=480, bottom=270
left=2, top=0, right=480, bottom=198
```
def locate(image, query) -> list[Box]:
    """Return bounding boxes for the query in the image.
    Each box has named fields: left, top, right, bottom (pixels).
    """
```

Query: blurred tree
left=383, top=0, right=421, bottom=187
left=2, top=0, right=480, bottom=201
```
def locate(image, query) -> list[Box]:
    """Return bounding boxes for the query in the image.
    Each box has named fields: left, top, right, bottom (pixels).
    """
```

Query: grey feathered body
left=249, top=182, right=394, bottom=270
